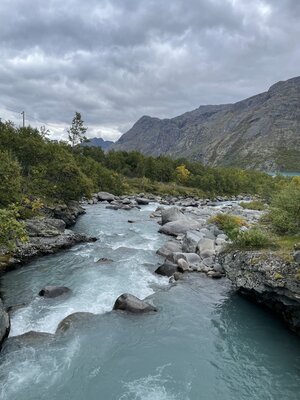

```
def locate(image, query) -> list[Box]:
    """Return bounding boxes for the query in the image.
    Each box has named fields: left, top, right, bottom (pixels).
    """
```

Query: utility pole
left=21, top=111, right=25, bottom=128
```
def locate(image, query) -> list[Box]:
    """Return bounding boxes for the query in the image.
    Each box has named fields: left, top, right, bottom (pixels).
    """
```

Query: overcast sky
left=0, top=0, right=299, bottom=141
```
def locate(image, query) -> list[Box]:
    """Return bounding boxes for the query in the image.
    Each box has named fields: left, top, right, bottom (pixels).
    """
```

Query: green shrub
left=268, top=177, right=300, bottom=234
left=209, top=213, right=247, bottom=239
left=0, top=150, right=22, bottom=207
left=0, top=206, right=28, bottom=251
left=233, top=228, right=274, bottom=249
left=239, top=200, right=266, bottom=211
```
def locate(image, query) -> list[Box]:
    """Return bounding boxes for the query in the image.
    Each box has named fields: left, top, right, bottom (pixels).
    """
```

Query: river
left=0, top=203, right=299, bottom=400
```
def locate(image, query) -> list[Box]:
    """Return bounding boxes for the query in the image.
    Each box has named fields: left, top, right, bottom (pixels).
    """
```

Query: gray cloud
left=0, top=0, right=299, bottom=140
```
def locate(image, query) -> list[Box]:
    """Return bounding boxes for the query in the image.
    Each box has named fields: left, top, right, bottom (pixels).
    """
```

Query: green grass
left=123, top=177, right=205, bottom=197
left=239, top=200, right=266, bottom=211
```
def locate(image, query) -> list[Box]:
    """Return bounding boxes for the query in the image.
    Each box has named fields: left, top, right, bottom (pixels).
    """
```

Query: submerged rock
left=56, top=312, right=96, bottom=334
left=1, top=331, right=54, bottom=354
left=38, top=285, right=71, bottom=298
left=96, top=257, right=114, bottom=264
left=113, top=293, right=157, bottom=313
left=0, top=299, right=10, bottom=349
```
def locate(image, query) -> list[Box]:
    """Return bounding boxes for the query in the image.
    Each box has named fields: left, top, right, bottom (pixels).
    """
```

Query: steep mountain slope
left=82, top=137, right=113, bottom=151
left=113, top=77, right=300, bottom=171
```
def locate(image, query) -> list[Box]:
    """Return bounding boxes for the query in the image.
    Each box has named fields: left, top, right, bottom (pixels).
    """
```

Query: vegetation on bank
left=0, top=116, right=299, bottom=252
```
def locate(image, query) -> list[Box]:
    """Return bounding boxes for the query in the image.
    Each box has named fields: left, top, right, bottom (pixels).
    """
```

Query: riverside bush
left=233, top=228, right=274, bottom=249
left=209, top=213, right=246, bottom=239
left=268, top=177, right=300, bottom=234
left=0, top=207, right=28, bottom=251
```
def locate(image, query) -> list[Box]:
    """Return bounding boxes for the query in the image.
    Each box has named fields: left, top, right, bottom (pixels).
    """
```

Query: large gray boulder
left=159, top=220, right=202, bottom=237
left=198, top=238, right=216, bottom=258
left=113, top=293, right=157, bottom=313
left=155, top=261, right=178, bottom=277
left=156, top=241, right=182, bottom=258
left=0, top=299, right=10, bottom=349
left=38, top=286, right=71, bottom=298
left=161, top=207, right=185, bottom=225
left=172, top=252, right=201, bottom=268
left=182, top=230, right=204, bottom=253
left=97, top=192, right=115, bottom=202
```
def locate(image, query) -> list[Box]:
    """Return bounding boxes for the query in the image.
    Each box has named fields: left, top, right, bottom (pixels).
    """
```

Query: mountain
left=82, top=137, right=113, bottom=151
left=113, top=77, right=300, bottom=172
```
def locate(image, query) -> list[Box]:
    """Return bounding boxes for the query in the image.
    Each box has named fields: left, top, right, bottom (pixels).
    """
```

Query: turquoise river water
left=0, top=203, right=299, bottom=400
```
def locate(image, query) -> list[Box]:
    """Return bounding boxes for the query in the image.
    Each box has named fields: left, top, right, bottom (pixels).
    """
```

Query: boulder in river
left=156, top=240, right=182, bottom=258
left=113, top=293, right=157, bottom=313
left=97, top=192, right=115, bottom=202
left=159, top=219, right=202, bottom=237
left=38, top=285, right=71, bottom=298
left=155, top=260, right=178, bottom=277
left=0, top=299, right=10, bottom=349
left=136, top=197, right=150, bottom=205
left=182, top=230, right=204, bottom=253
left=198, top=238, right=216, bottom=259
left=161, top=207, right=185, bottom=225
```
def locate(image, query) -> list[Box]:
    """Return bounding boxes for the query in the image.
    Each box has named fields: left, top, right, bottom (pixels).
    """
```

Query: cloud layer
left=0, top=0, right=299, bottom=140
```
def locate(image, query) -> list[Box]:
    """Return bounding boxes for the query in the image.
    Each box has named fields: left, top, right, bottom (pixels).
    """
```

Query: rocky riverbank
left=0, top=201, right=96, bottom=272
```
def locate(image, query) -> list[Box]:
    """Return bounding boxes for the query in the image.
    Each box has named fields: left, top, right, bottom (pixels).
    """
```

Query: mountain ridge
left=113, top=77, right=300, bottom=171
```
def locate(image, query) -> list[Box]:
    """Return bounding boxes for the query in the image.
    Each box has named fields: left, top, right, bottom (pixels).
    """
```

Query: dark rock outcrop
left=221, top=251, right=300, bottom=335
left=0, top=217, right=97, bottom=272
left=44, top=201, right=85, bottom=227
left=0, top=300, right=10, bottom=349
left=113, top=293, right=157, bottom=313
left=38, top=285, right=71, bottom=298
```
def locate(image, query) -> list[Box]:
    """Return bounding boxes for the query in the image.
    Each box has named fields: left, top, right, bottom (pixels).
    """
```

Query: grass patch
left=239, top=200, right=266, bottom=211
left=233, top=228, right=275, bottom=249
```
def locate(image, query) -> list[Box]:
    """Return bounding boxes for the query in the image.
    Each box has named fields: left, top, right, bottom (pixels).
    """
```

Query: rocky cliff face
left=113, top=76, right=300, bottom=171
left=220, top=251, right=300, bottom=335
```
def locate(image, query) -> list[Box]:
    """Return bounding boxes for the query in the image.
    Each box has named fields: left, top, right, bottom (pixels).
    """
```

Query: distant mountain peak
left=113, top=76, right=300, bottom=172
left=82, top=137, right=113, bottom=150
